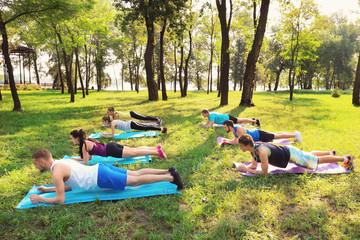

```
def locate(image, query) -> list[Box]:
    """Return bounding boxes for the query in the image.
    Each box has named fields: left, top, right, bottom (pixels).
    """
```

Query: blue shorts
left=97, top=163, right=128, bottom=190
left=287, top=145, right=319, bottom=170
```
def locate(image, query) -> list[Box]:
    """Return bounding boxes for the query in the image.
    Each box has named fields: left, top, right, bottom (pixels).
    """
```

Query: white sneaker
left=294, top=131, right=302, bottom=143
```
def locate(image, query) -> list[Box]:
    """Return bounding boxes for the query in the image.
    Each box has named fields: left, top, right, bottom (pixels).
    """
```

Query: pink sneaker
left=157, top=145, right=162, bottom=150
left=158, top=148, right=167, bottom=158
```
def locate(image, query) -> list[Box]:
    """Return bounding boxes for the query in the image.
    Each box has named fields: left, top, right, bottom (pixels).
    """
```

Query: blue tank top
left=233, top=126, right=260, bottom=141
left=252, top=142, right=290, bottom=168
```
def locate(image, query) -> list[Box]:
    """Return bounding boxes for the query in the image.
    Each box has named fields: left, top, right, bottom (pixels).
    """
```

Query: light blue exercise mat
left=63, top=155, right=152, bottom=165
left=89, top=131, right=159, bottom=139
left=16, top=182, right=181, bottom=209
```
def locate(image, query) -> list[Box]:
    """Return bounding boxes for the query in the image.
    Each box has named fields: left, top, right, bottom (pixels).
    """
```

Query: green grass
left=0, top=89, right=359, bottom=239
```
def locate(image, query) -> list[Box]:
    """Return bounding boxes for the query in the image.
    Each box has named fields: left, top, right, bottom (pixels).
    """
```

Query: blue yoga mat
left=89, top=131, right=159, bottom=139
left=63, top=155, right=152, bottom=165
left=16, top=182, right=180, bottom=209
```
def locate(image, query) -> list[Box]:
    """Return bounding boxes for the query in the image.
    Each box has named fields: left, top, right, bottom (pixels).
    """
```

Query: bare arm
left=238, top=147, right=269, bottom=175
left=248, top=158, right=258, bottom=169
left=81, top=143, right=91, bottom=165
left=101, top=121, right=116, bottom=138
left=30, top=165, right=72, bottom=204
left=37, top=185, right=72, bottom=193
left=200, top=120, right=214, bottom=127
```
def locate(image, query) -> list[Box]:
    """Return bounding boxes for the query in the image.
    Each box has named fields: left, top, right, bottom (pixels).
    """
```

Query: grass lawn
left=0, top=89, right=359, bottom=239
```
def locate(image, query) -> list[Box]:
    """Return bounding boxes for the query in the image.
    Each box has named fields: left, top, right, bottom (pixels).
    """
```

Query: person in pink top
left=69, top=129, right=167, bottom=165
left=29, top=148, right=183, bottom=205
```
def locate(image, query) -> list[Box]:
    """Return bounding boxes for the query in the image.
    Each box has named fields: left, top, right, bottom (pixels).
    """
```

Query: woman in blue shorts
left=70, top=129, right=167, bottom=165
left=236, top=134, right=354, bottom=175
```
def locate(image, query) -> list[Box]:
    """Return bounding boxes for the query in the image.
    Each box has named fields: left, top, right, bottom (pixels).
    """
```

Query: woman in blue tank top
left=236, top=134, right=354, bottom=175
left=69, top=129, right=167, bottom=164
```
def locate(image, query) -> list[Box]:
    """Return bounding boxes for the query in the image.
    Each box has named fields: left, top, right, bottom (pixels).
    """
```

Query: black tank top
left=251, top=142, right=290, bottom=168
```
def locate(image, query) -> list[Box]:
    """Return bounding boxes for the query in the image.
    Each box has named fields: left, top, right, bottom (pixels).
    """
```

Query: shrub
left=331, top=88, right=341, bottom=98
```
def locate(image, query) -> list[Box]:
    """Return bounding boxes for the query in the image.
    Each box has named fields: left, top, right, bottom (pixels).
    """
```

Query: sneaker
left=344, top=155, right=354, bottom=171
left=170, top=168, right=183, bottom=190
left=157, top=144, right=162, bottom=150
left=157, top=118, right=162, bottom=125
left=158, top=148, right=167, bottom=158
left=256, top=119, right=261, bottom=128
left=168, top=166, right=177, bottom=173
left=294, top=131, right=302, bottom=143
left=162, top=127, right=167, bottom=133
left=331, top=149, right=337, bottom=156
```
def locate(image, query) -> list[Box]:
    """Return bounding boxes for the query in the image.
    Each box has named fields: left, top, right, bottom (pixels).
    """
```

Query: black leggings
left=106, top=142, right=124, bottom=158
left=130, top=121, right=161, bottom=131
left=130, top=111, right=158, bottom=121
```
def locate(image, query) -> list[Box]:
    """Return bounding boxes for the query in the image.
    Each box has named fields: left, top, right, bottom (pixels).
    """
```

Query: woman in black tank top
left=236, top=134, right=354, bottom=175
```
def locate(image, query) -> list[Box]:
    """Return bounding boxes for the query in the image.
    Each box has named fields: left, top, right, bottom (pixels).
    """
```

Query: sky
left=268, top=0, right=360, bottom=23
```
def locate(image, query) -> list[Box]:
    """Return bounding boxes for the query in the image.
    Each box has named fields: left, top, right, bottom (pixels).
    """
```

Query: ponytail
left=70, top=129, right=103, bottom=159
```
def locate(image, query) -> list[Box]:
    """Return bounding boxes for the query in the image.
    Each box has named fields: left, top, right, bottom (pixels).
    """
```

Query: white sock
left=343, top=156, right=348, bottom=163
left=329, top=151, right=334, bottom=156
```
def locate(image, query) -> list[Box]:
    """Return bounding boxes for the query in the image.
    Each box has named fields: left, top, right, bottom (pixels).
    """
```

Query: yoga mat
left=217, top=137, right=293, bottom=145
left=233, top=162, right=350, bottom=176
left=102, top=122, right=160, bottom=127
left=213, top=123, right=254, bottom=127
left=89, top=131, right=159, bottom=139
left=16, top=182, right=180, bottom=209
left=63, top=155, right=152, bottom=166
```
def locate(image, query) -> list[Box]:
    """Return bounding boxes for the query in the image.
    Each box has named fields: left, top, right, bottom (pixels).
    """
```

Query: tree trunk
left=121, top=63, right=124, bottom=90
left=84, top=44, right=89, bottom=95
left=179, top=46, right=184, bottom=96
left=207, top=21, right=214, bottom=94
left=274, top=65, right=283, bottom=91
left=240, top=0, right=270, bottom=107
left=144, top=17, right=158, bottom=101
left=325, top=66, right=330, bottom=90
left=19, top=54, right=22, bottom=84
left=28, top=54, right=31, bottom=84
left=75, top=45, right=85, bottom=98
left=173, top=44, right=177, bottom=92
left=216, top=0, right=232, bottom=106
left=32, top=52, right=40, bottom=85
left=55, top=43, right=64, bottom=94
left=56, top=29, right=74, bottom=102
left=128, top=58, right=133, bottom=91
left=217, top=64, right=220, bottom=96
left=352, top=52, right=360, bottom=106
left=95, top=40, right=102, bottom=92
left=183, top=31, right=192, bottom=98
left=0, top=18, right=21, bottom=111
left=74, top=51, right=78, bottom=94
left=159, top=18, right=168, bottom=100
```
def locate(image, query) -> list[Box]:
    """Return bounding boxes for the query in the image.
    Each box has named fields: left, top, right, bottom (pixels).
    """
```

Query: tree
left=115, top=0, right=187, bottom=101
left=354, top=52, right=360, bottom=105
left=0, top=0, right=71, bottom=111
left=240, top=0, right=270, bottom=107
left=216, top=0, right=233, bottom=106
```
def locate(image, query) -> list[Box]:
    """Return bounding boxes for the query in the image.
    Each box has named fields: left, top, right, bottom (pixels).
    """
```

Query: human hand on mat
left=37, top=186, right=48, bottom=193
left=29, top=194, right=43, bottom=204
left=238, top=164, right=248, bottom=173
left=37, top=186, right=55, bottom=193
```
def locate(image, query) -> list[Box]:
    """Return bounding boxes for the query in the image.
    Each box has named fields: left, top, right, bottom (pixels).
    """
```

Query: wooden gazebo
left=0, top=42, right=35, bottom=84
